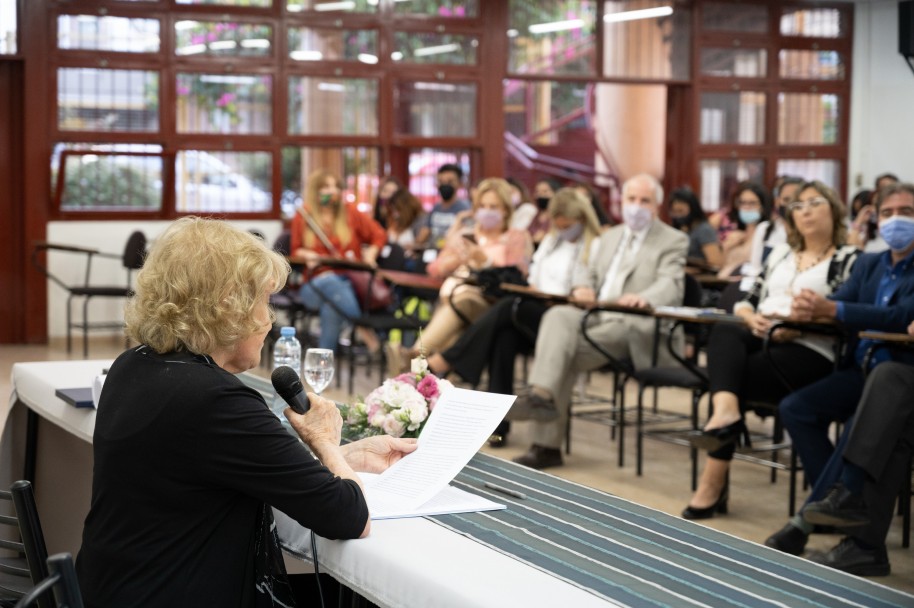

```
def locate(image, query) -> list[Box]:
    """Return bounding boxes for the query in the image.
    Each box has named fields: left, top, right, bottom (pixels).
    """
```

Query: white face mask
left=622, top=204, right=652, bottom=232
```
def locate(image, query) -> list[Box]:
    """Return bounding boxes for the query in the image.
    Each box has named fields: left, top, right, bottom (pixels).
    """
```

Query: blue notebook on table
left=55, top=388, right=95, bottom=408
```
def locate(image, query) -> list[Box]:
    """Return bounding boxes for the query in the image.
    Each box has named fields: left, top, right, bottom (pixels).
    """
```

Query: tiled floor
left=2, top=335, right=912, bottom=595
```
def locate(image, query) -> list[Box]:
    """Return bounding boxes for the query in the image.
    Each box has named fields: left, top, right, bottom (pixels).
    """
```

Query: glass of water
left=304, top=348, right=334, bottom=395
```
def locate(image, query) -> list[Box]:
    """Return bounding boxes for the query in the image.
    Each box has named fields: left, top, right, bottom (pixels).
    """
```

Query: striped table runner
left=437, top=454, right=912, bottom=608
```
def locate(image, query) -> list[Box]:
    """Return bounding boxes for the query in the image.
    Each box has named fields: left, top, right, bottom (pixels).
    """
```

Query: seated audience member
left=76, top=217, right=416, bottom=607
left=292, top=169, right=387, bottom=353
left=765, top=344, right=914, bottom=575
left=743, top=176, right=804, bottom=281
left=803, top=355, right=914, bottom=577
left=425, top=188, right=602, bottom=447
left=385, top=188, right=426, bottom=249
left=684, top=181, right=860, bottom=519
left=849, top=188, right=873, bottom=221
left=667, top=187, right=723, bottom=269
left=875, top=172, right=900, bottom=193
left=372, top=175, right=403, bottom=228
left=572, top=181, right=611, bottom=227
left=717, top=182, right=772, bottom=278
left=506, top=173, right=688, bottom=469
left=415, top=163, right=471, bottom=249
left=772, top=182, right=914, bottom=528
left=848, top=189, right=889, bottom=254
left=764, top=187, right=914, bottom=550
left=507, top=176, right=538, bottom=232
left=394, top=177, right=532, bottom=364
left=529, top=178, right=563, bottom=245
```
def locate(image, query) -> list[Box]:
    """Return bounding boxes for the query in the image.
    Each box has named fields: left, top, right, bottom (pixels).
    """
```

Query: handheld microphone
left=271, top=366, right=311, bottom=414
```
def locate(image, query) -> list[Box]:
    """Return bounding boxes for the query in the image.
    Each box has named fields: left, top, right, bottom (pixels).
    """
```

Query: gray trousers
left=844, top=361, right=914, bottom=548
left=527, top=305, right=647, bottom=449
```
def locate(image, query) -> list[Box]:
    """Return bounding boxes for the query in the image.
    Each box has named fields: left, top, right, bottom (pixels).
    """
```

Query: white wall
left=848, top=0, right=914, bottom=191
left=45, top=220, right=283, bottom=338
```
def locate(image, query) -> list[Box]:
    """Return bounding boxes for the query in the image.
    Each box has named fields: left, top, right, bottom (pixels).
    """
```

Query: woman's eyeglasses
left=788, top=197, right=828, bottom=213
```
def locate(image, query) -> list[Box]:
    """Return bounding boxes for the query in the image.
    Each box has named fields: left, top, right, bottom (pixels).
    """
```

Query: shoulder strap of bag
left=298, top=207, right=340, bottom=257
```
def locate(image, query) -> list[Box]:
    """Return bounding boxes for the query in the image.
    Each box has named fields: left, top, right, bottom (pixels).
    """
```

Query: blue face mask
left=879, top=215, right=914, bottom=251
left=738, top=209, right=761, bottom=225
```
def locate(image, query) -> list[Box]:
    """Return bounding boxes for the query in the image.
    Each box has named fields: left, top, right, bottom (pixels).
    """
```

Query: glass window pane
left=700, top=91, right=765, bottom=144
left=175, top=21, right=272, bottom=57
left=602, top=1, right=691, bottom=80
left=280, top=146, right=379, bottom=217
left=508, top=0, right=596, bottom=76
left=288, top=77, right=377, bottom=135
left=779, top=50, right=844, bottom=80
left=58, top=68, right=159, bottom=132
left=58, top=15, right=160, bottom=53
left=393, top=0, right=478, bottom=18
left=699, top=159, right=765, bottom=212
left=702, top=2, right=768, bottom=33
left=287, top=0, right=377, bottom=13
left=780, top=8, right=845, bottom=38
left=176, top=73, right=272, bottom=134
left=176, top=150, right=271, bottom=213
left=776, top=159, right=840, bottom=189
left=504, top=79, right=590, bottom=144
left=392, top=32, right=478, bottom=65
left=700, top=48, right=767, bottom=78
left=177, top=0, right=271, bottom=6
left=394, top=81, right=476, bottom=137
left=408, top=148, right=472, bottom=209
left=0, top=0, right=16, bottom=54
left=288, top=27, right=377, bottom=63
left=778, top=93, right=839, bottom=145
left=54, top=143, right=164, bottom=212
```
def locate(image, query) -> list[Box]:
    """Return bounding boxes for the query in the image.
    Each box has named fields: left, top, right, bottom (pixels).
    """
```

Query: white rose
left=411, top=357, right=429, bottom=375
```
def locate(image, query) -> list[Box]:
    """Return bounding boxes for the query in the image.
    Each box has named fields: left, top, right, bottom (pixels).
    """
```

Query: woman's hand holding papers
left=342, top=437, right=419, bottom=473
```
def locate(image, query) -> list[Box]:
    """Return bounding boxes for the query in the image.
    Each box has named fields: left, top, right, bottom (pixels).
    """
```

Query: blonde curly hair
left=125, top=217, right=290, bottom=355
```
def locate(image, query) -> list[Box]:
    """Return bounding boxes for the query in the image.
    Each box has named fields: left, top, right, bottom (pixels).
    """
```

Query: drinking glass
left=304, top=348, right=334, bottom=395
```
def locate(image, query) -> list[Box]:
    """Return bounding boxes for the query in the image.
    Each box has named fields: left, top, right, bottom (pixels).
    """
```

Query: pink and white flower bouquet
left=340, top=356, right=455, bottom=440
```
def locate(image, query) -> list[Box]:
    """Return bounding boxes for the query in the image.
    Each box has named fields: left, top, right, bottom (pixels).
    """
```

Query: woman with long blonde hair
left=291, top=169, right=387, bottom=352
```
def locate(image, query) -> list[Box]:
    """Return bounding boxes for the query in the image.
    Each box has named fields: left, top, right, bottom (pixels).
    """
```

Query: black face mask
left=670, top=215, right=690, bottom=230
left=438, top=184, right=456, bottom=201
left=535, top=196, right=550, bottom=210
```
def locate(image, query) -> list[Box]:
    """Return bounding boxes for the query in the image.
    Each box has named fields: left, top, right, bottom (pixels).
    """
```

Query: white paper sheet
left=363, top=387, right=515, bottom=518
left=359, top=473, right=505, bottom=519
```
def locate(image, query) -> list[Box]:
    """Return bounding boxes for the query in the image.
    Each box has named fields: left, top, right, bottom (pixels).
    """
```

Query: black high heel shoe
left=681, top=485, right=729, bottom=520
left=689, top=419, right=746, bottom=452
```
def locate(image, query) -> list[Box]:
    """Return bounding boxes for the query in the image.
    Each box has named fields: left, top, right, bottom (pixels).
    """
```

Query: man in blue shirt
left=416, top=163, right=471, bottom=249
left=765, top=182, right=914, bottom=562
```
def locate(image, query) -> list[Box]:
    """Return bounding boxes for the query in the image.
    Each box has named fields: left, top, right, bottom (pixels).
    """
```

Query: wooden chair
left=32, top=231, right=146, bottom=357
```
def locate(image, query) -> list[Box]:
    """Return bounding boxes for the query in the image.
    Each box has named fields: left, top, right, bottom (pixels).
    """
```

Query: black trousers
left=442, top=296, right=548, bottom=435
left=705, top=322, right=834, bottom=460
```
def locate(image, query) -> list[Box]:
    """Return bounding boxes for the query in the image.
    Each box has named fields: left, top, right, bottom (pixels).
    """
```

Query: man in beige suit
left=509, top=173, right=689, bottom=469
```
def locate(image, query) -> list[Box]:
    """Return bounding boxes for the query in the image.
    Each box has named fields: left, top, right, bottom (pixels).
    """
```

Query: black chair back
left=121, top=231, right=147, bottom=271
left=12, top=554, right=83, bottom=608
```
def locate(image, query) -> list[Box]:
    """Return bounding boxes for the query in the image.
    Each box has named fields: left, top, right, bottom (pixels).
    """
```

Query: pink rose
left=395, top=373, right=418, bottom=387
left=417, top=375, right=439, bottom=400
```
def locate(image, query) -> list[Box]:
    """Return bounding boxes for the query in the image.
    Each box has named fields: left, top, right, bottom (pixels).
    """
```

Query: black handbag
left=471, top=265, right=528, bottom=299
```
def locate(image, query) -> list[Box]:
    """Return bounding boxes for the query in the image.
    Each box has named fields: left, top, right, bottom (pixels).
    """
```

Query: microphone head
left=271, top=365, right=305, bottom=402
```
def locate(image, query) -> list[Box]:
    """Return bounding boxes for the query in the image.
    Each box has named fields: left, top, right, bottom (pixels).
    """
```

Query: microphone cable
left=310, top=530, right=325, bottom=608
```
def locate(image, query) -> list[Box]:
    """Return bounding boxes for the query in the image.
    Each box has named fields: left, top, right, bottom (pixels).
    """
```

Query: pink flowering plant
left=340, top=355, right=454, bottom=440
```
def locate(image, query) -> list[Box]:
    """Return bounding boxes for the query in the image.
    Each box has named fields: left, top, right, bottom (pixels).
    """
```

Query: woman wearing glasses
left=682, top=181, right=860, bottom=520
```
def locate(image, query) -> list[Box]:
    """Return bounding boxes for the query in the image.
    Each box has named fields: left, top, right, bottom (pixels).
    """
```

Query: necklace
left=795, top=244, right=833, bottom=274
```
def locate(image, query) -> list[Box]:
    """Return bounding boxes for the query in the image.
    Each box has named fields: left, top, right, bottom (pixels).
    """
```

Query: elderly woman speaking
left=76, top=217, right=416, bottom=608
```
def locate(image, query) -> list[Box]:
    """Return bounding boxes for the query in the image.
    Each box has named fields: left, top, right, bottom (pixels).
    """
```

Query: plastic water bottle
left=272, top=326, right=302, bottom=417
